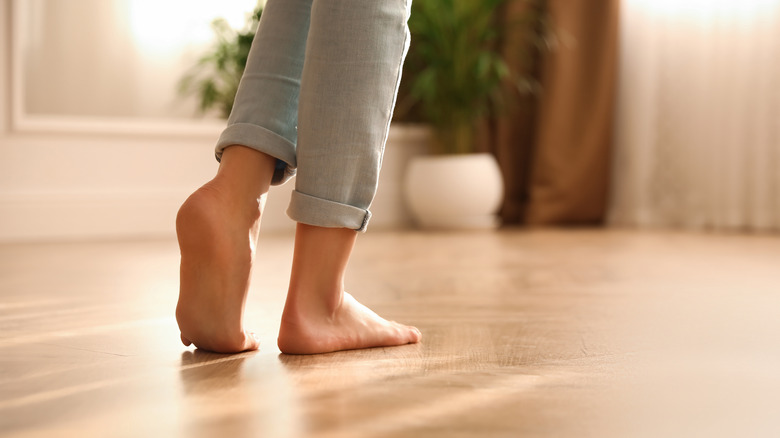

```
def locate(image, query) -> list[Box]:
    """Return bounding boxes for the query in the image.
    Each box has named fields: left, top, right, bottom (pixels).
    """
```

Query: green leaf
left=401, top=0, right=550, bottom=153
left=176, top=3, right=264, bottom=118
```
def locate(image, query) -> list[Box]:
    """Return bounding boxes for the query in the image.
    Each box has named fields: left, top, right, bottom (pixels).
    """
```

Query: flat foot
left=277, top=292, right=421, bottom=355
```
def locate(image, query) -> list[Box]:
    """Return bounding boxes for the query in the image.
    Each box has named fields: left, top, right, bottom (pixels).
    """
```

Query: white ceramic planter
left=404, top=153, right=504, bottom=229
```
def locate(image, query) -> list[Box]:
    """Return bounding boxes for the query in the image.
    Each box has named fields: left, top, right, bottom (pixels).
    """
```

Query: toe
left=181, top=334, right=192, bottom=346
left=242, top=331, right=261, bottom=351
left=409, top=326, right=422, bottom=343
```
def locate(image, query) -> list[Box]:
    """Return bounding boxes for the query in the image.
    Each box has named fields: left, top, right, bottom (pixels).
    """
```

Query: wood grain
left=1, top=229, right=779, bottom=437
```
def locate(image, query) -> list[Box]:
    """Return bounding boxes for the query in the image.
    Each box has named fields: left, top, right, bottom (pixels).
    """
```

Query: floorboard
left=1, top=229, right=779, bottom=437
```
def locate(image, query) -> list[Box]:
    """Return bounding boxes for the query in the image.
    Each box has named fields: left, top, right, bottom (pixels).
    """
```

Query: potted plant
left=398, top=0, right=546, bottom=229
left=178, top=6, right=263, bottom=118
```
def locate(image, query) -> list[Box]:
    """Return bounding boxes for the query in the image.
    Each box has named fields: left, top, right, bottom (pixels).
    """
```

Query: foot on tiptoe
left=175, top=179, right=262, bottom=354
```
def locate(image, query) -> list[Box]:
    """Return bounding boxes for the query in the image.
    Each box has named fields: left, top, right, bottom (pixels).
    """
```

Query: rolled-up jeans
left=214, top=0, right=412, bottom=232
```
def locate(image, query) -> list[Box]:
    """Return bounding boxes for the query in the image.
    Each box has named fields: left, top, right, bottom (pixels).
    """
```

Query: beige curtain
left=491, top=0, right=620, bottom=225
left=609, top=2, right=780, bottom=231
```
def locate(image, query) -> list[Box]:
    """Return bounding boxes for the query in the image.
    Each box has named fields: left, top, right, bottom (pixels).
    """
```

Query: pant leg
left=287, top=0, right=412, bottom=232
left=215, top=0, right=312, bottom=185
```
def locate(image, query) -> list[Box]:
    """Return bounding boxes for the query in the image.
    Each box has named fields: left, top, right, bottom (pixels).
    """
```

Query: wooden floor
left=1, top=229, right=780, bottom=437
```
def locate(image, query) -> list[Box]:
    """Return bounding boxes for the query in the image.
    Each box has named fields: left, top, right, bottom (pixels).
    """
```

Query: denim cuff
left=216, top=123, right=297, bottom=186
left=287, top=190, right=372, bottom=232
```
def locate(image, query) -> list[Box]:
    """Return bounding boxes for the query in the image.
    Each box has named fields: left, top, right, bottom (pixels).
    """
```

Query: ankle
left=216, top=145, right=276, bottom=198
left=205, top=174, right=266, bottom=214
left=283, top=284, right=344, bottom=321
left=181, top=180, right=263, bottom=231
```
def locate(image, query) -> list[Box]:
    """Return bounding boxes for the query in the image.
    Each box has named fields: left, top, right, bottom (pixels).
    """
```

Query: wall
left=0, top=127, right=428, bottom=242
left=0, top=0, right=429, bottom=242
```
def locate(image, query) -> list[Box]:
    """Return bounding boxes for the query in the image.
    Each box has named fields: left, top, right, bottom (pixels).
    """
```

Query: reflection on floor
left=1, top=229, right=779, bottom=437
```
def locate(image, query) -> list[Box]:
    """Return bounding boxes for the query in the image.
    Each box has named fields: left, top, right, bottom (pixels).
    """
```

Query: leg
left=278, top=224, right=422, bottom=354
left=176, top=0, right=312, bottom=353
left=277, top=0, right=421, bottom=354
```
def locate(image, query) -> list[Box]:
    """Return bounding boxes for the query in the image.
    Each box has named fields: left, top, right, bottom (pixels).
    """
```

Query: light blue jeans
left=215, top=0, right=412, bottom=232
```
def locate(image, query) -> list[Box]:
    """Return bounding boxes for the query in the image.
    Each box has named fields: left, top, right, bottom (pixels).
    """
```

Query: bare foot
left=175, top=146, right=276, bottom=353
left=277, top=223, right=421, bottom=354
left=278, top=291, right=422, bottom=354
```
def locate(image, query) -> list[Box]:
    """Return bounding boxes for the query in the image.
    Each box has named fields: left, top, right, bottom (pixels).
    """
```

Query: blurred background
left=0, top=0, right=778, bottom=241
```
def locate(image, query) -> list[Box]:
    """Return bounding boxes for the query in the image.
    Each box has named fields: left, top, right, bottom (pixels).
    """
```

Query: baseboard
left=0, top=190, right=181, bottom=242
left=0, top=183, right=413, bottom=243
left=0, top=124, right=430, bottom=242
